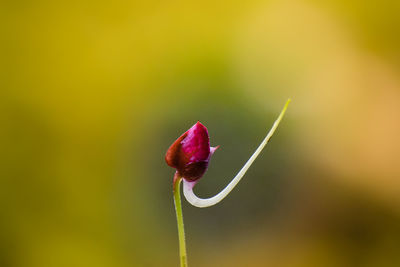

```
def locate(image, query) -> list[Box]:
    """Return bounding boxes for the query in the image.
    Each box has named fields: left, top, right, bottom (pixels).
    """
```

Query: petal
left=181, top=161, right=209, bottom=181
left=181, top=122, right=210, bottom=163
left=165, top=131, right=188, bottom=168
left=182, top=145, right=219, bottom=181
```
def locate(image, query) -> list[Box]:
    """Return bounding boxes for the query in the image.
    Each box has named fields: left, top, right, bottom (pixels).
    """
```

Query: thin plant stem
left=183, top=98, right=291, bottom=208
left=173, top=173, right=188, bottom=267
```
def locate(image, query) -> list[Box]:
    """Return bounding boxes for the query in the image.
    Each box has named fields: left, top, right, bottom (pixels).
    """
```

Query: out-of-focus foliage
left=1, top=1, right=400, bottom=266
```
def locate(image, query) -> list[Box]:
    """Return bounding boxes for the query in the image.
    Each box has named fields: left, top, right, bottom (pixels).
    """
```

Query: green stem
left=173, top=173, right=188, bottom=267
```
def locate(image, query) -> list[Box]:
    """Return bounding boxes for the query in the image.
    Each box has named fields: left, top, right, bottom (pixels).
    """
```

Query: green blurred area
left=1, top=1, right=400, bottom=266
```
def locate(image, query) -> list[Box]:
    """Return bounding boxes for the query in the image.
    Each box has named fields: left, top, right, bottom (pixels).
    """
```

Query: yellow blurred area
left=1, top=0, right=400, bottom=266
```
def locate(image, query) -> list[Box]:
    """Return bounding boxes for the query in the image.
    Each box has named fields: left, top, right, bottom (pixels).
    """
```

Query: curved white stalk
left=183, top=99, right=291, bottom=208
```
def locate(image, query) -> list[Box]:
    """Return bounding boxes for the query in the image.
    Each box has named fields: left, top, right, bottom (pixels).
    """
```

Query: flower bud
left=165, top=122, right=219, bottom=181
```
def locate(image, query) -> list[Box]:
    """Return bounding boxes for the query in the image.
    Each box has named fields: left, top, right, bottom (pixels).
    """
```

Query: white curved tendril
left=183, top=99, right=291, bottom=208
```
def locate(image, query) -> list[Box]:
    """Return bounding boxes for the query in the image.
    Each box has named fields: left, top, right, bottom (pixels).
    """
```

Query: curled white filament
left=183, top=99, right=291, bottom=208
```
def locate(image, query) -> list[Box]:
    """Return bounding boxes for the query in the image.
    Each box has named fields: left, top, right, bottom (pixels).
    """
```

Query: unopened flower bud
left=165, top=121, right=219, bottom=181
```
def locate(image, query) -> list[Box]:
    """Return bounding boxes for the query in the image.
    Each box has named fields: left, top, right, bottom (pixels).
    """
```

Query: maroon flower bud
left=165, top=121, right=219, bottom=181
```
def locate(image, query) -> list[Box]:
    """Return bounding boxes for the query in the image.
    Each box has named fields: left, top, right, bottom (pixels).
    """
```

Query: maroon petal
left=181, top=122, right=210, bottom=163
left=165, top=132, right=188, bottom=169
left=181, top=161, right=209, bottom=181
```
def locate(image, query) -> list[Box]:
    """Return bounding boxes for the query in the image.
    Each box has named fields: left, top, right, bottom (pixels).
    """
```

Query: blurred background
left=2, top=0, right=400, bottom=266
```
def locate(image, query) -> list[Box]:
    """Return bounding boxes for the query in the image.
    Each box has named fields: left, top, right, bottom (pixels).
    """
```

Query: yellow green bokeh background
left=2, top=1, right=400, bottom=266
